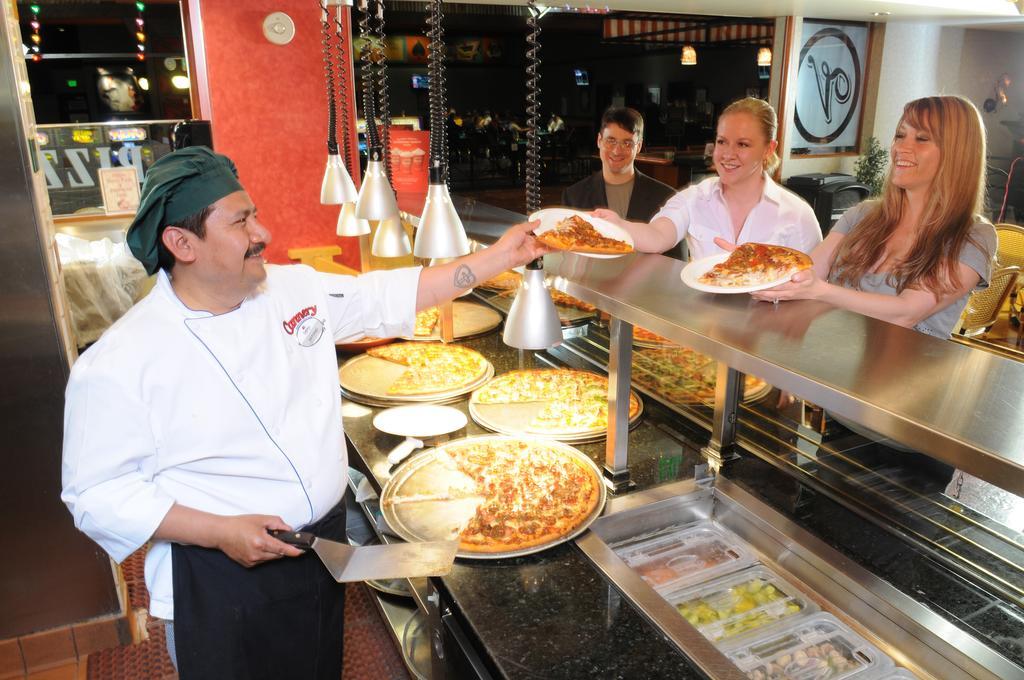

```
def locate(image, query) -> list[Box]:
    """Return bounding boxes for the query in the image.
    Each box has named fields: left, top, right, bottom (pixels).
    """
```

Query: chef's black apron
left=171, top=499, right=347, bottom=680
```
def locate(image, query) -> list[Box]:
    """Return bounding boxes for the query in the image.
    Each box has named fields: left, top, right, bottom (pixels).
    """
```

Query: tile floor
left=5, top=547, right=412, bottom=680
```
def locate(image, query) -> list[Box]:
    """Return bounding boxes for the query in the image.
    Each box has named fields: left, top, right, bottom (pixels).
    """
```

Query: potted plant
left=854, top=136, right=888, bottom=197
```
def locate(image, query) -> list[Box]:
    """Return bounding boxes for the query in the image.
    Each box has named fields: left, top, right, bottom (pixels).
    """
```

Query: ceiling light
left=336, top=202, right=371, bottom=237
left=320, top=153, right=358, bottom=205
left=872, top=11, right=891, bottom=16
left=680, top=45, right=697, bottom=66
left=502, top=261, right=562, bottom=350
left=757, top=47, right=771, bottom=67
left=371, top=214, right=412, bottom=257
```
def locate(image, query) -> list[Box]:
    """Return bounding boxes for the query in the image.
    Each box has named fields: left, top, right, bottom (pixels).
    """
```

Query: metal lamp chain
left=331, top=5, right=353, bottom=165
left=524, top=0, right=542, bottom=215
left=318, top=0, right=339, bottom=155
left=372, top=0, right=392, bottom=177
left=357, top=0, right=380, bottom=152
left=425, top=0, right=448, bottom=177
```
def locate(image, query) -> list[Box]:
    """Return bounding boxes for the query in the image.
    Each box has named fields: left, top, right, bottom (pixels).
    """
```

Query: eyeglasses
left=600, top=137, right=637, bottom=150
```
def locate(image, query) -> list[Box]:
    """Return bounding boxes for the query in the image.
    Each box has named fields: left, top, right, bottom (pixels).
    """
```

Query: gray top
left=828, top=202, right=997, bottom=339
left=605, top=178, right=635, bottom=219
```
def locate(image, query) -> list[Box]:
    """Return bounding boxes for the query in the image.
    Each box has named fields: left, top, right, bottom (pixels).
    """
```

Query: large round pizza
left=338, top=342, right=491, bottom=401
left=469, top=369, right=641, bottom=439
left=381, top=436, right=604, bottom=557
left=632, top=346, right=769, bottom=405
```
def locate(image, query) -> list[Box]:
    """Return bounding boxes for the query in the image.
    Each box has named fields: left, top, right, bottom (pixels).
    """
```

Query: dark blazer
left=560, top=171, right=684, bottom=259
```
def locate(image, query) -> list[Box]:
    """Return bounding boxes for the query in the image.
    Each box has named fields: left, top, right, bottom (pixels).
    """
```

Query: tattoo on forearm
left=454, top=264, right=476, bottom=288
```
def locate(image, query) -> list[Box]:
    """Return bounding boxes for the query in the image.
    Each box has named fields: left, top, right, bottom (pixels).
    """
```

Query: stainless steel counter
left=541, top=250, right=1024, bottom=496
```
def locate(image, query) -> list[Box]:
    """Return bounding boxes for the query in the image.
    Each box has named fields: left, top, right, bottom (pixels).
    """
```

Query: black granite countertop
left=339, top=330, right=711, bottom=680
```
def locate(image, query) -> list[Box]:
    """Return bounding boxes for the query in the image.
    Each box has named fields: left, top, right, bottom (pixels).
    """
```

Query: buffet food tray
left=338, top=353, right=494, bottom=406
left=380, top=435, right=607, bottom=560
left=611, top=520, right=757, bottom=595
left=666, top=564, right=818, bottom=647
left=406, top=300, right=503, bottom=342
left=725, top=612, right=892, bottom=680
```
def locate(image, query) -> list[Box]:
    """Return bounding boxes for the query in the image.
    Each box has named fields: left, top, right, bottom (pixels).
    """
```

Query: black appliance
left=171, top=119, right=214, bottom=150
left=785, top=173, right=869, bottom=236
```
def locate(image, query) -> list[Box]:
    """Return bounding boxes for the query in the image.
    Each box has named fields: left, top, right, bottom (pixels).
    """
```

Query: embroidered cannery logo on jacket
left=282, top=305, right=325, bottom=347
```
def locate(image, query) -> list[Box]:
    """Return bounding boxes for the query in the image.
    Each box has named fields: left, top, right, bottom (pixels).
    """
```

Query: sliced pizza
left=473, top=369, right=640, bottom=434
left=536, top=215, right=634, bottom=254
left=414, top=307, right=440, bottom=336
left=632, top=346, right=768, bottom=404
left=478, top=270, right=523, bottom=291
left=367, top=342, right=489, bottom=395
left=440, top=439, right=602, bottom=553
left=697, top=243, right=811, bottom=288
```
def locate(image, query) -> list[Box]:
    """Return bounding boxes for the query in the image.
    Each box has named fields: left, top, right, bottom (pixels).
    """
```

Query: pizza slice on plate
left=536, top=215, right=633, bottom=255
left=697, top=243, right=811, bottom=288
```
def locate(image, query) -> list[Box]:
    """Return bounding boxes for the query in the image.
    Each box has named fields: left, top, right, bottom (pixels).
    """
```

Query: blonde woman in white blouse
left=594, top=97, right=821, bottom=259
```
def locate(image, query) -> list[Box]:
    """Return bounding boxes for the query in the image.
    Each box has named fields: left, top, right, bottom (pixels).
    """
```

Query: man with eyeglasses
left=562, top=107, right=677, bottom=255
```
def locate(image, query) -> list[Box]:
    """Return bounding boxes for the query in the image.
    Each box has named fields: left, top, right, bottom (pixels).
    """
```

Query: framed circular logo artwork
left=789, top=22, right=869, bottom=154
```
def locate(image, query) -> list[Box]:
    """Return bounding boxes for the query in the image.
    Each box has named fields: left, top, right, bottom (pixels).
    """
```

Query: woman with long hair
left=593, top=96, right=821, bottom=259
left=754, top=95, right=997, bottom=339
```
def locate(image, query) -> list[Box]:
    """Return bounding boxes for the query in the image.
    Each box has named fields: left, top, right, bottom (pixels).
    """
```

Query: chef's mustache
left=245, top=242, right=267, bottom=258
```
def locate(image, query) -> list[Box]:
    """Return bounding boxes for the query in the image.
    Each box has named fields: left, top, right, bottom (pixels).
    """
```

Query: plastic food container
left=612, top=521, right=757, bottom=593
left=667, top=565, right=818, bottom=646
left=868, top=670, right=920, bottom=679
left=726, top=612, right=892, bottom=680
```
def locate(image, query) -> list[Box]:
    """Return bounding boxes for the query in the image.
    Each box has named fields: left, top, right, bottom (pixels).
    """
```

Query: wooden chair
left=995, top=223, right=1024, bottom=324
left=956, top=265, right=1020, bottom=337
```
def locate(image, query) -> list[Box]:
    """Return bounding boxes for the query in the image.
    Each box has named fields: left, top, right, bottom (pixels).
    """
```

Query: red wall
left=191, top=1, right=361, bottom=269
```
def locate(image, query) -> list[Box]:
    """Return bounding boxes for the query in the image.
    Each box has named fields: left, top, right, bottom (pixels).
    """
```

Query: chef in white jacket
left=61, top=147, right=548, bottom=679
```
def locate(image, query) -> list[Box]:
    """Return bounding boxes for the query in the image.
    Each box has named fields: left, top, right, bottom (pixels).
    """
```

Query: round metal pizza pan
left=337, top=352, right=494, bottom=405
left=404, top=300, right=503, bottom=342
left=466, top=372, right=643, bottom=444
left=379, top=434, right=607, bottom=560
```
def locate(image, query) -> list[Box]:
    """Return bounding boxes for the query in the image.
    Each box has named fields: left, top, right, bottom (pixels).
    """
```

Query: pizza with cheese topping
left=632, top=346, right=768, bottom=404
left=536, top=215, right=634, bottom=254
left=697, top=243, right=811, bottom=288
left=384, top=438, right=602, bottom=553
left=472, top=369, right=640, bottom=434
left=414, top=307, right=440, bottom=336
left=367, top=342, right=489, bottom=395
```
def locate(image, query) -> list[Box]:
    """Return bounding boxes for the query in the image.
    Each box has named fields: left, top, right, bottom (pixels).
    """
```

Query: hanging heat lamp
left=680, top=44, right=697, bottom=66
left=414, top=0, right=469, bottom=260
left=757, top=47, right=772, bottom=67
left=353, top=0, right=407, bottom=257
left=503, top=0, right=561, bottom=351
left=318, top=0, right=360, bottom=223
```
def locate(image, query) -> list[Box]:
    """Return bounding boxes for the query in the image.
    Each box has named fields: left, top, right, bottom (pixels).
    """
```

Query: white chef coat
left=652, top=174, right=822, bottom=260
left=62, top=263, right=421, bottom=620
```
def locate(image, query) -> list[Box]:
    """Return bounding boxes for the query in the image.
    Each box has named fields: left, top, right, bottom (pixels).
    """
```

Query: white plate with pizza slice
left=529, top=208, right=634, bottom=259
left=681, top=251, right=801, bottom=294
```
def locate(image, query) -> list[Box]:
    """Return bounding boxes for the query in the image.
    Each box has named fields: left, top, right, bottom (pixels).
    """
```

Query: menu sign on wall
left=388, top=129, right=430, bottom=196
left=98, top=167, right=141, bottom=215
left=789, top=21, right=869, bottom=155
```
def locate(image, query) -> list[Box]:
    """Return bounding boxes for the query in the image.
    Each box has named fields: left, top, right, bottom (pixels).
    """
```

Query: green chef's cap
left=126, top=146, right=244, bottom=275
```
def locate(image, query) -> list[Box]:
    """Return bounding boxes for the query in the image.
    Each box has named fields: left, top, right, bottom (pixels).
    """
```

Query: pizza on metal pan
left=366, top=342, right=488, bottom=395
left=384, top=439, right=601, bottom=553
left=536, top=215, right=633, bottom=254
left=697, top=243, right=811, bottom=288
left=473, top=369, right=639, bottom=433
left=632, top=346, right=768, bottom=405
left=478, top=270, right=523, bottom=291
